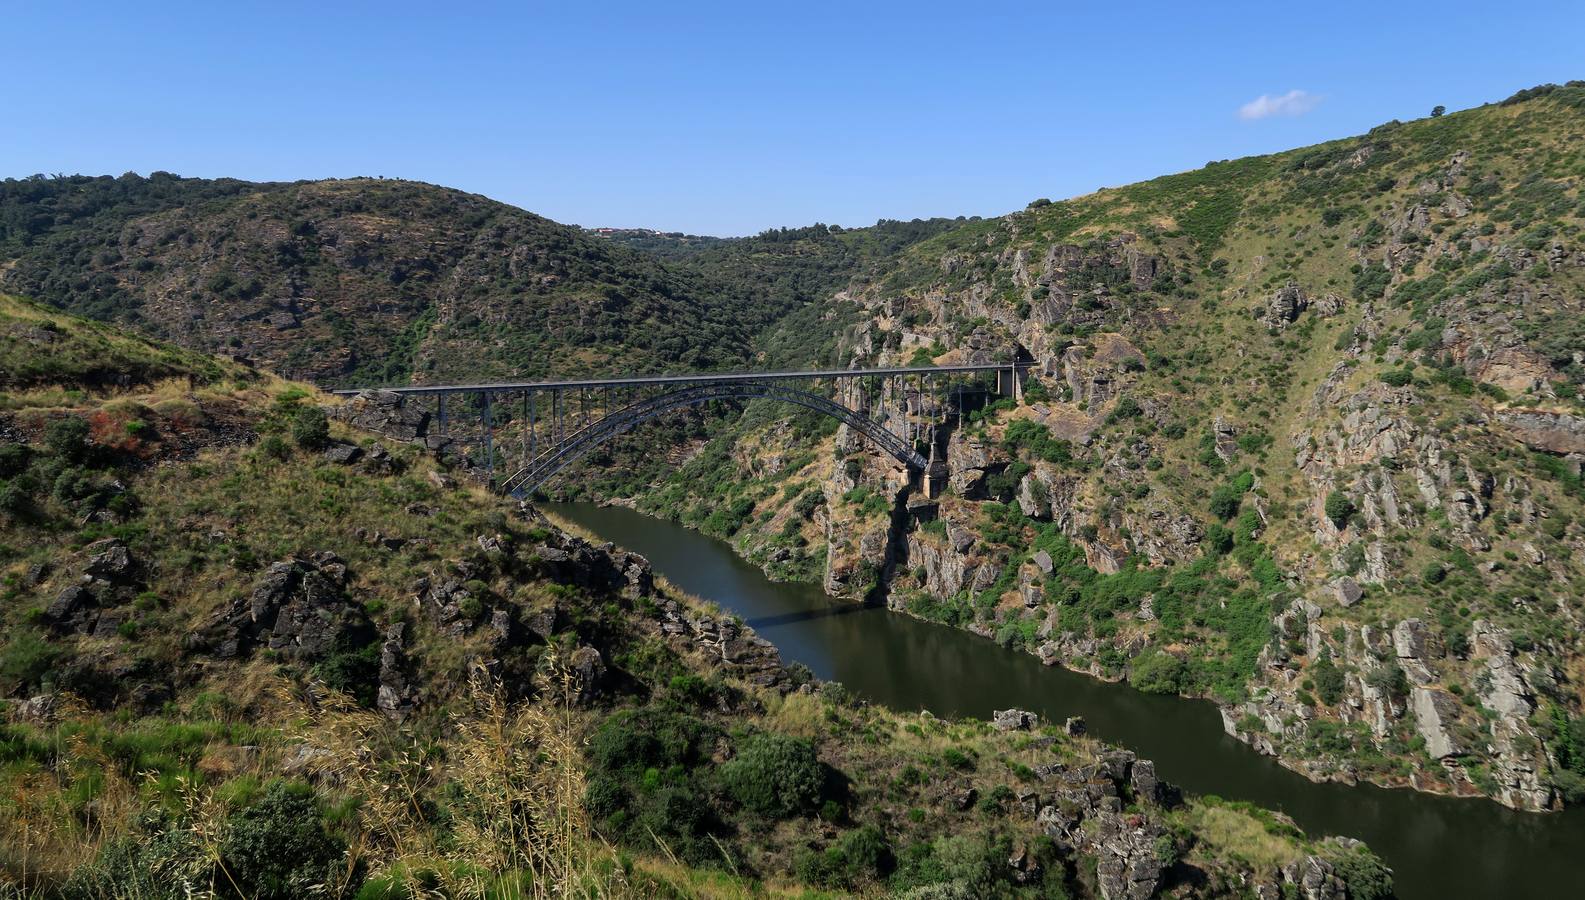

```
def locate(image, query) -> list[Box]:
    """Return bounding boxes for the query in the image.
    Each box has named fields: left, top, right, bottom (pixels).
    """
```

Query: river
left=549, top=502, right=1585, bottom=899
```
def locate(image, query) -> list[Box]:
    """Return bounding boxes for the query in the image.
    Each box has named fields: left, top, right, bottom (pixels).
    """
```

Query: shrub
left=258, top=433, right=291, bottom=461
left=0, top=629, right=62, bottom=690
left=44, top=416, right=93, bottom=463
left=1130, top=649, right=1187, bottom=695
left=1324, top=491, right=1355, bottom=529
left=291, top=406, right=331, bottom=450
left=1324, top=843, right=1394, bottom=900
left=221, top=781, right=345, bottom=900
left=1311, top=647, right=1346, bottom=705
left=720, top=732, right=827, bottom=818
left=796, top=824, right=895, bottom=888
left=0, top=442, right=31, bottom=478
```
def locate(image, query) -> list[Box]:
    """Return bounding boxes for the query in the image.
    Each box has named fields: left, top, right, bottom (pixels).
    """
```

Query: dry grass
left=284, top=656, right=633, bottom=899
left=1179, top=801, right=1305, bottom=872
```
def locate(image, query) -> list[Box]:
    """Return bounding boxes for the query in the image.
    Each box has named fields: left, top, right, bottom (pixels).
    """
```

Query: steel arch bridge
left=333, top=361, right=1029, bottom=496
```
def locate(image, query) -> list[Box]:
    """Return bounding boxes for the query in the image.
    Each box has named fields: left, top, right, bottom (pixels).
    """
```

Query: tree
left=1431, top=105, right=1446, bottom=117
left=44, top=416, right=92, bottom=463
left=1324, top=491, right=1355, bottom=529
left=1130, top=649, right=1188, bottom=694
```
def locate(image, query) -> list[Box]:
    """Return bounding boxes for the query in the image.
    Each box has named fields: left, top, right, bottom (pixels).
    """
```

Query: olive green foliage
left=1310, top=648, right=1346, bottom=705
left=1322, top=842, right=1394, bottom=900
left=1208, top=471, right=1254, bottom=521
left=291, top=405, right=331, bottom=450
left=584, top=708, right=723, bottom=863
left=221, top=780, right=348, bottom=900
left=1324, top=491, right=1355, bottom=529
left=719, top=731, right=828, bottom=819
left=795, top=824, right=894, bottom=889
left=1130, top=649, right=1188, bottom=694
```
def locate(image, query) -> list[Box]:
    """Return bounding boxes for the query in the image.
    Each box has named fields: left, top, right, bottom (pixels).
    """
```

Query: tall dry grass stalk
left=287, top=654, right=632, bottom=899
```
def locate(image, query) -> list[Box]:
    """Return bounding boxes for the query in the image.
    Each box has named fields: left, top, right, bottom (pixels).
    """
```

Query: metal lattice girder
left=497, top=380, right=930, bottom=496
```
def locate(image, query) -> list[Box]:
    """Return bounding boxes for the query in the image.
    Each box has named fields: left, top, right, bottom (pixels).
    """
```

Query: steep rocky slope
left=0, top=297, right=1392, bottom=898
left=610, top=83, right=1585, bottom=812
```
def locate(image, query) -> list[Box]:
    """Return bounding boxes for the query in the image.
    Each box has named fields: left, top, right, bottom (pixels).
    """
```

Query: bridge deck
left=331, top=362, right=1032, bottom=396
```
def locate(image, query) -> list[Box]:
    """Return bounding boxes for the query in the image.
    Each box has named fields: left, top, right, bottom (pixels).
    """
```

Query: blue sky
left=9, top=1, right=1584, bottom=235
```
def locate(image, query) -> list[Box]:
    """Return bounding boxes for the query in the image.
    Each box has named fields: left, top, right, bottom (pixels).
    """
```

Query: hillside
left=7, top=81, right=1585, bottom=819
left=0, top=176, right=859, bottom=386
left=0, top=177, right=964, bottom=389
left=589, top=83, right=1585, bottom=813
left=0, top=296, right=1397, bottom=898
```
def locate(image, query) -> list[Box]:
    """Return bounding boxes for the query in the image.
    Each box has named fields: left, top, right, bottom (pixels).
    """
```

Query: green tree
left=44, top=416, right=92, bottom=463
left=1324, top=491, right=1355, bottom=529
left=220, top=781, right=345, bottom=900
left=1130, top=649, right=1188, bottom=694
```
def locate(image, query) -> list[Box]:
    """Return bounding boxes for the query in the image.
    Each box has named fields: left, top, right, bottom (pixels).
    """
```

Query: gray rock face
left=566, top=645, right=608, bottom=705
left=1331, top=577, right=1363, bottom=608
left=994, top=708, right=1039, bottom=731
left=1410, top=687, right=1465, bottom=759
left=1392, top=618, right=1438, bottom=661
left=1031, top=549, right=1054, bottom=574
left=84, top=539, right=134, bottom=582
left=377, top=622, right=417, bottom=721
left=323, top=442, right=363, bottom=464
left=1496, top=410, right=1585, bottom=455
left=334, top=390, right=431, bottom=443
left=1262, top=281, right=1309, bottom=326
left=191, top=552, right=374, bottom=662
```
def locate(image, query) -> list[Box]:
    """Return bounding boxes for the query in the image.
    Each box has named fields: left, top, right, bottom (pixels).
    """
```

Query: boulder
left=323, top=442, right=363, bottom=464
left=84, top=539, right=134, bottom=582
left=334, top=390, right=430, bottom=443
left=566, top=645, right=608, bottom=705
left=1496, top=410, right=1585, bottom=456
left=1330, top=577, right=1363, bottom=608
left=191, top=553, right=374, bottom=663
left=994, top=708, right=1039, bottom=731
left=1262, top=281, right=1309, bottom=327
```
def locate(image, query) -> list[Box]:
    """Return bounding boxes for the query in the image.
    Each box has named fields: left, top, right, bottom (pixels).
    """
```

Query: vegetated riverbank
left=549, top=500, right=1585, bottom=900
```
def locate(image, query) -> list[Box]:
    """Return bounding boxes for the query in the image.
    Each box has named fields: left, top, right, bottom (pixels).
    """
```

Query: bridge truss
left=333, top=362, right=1030, bottom=496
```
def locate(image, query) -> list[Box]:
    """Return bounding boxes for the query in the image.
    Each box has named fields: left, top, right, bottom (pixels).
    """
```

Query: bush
left=720, top=731, right=827, bottom=818
left=1130, top=649, right=1187, bottom=695
left=291, top=406, right=331, bottom=450
left=1324, top=843, right=1393, bottom=900
left=0, top=442, right=31, bottom=478
left=0, top=629, right=62, bottom=690
left=796, top=824, right=895, bottom=888
left=44, top=416, right=92, bottom=463
left=1324, top=491, right=1355, bottom=529
left=584, top=709, right=722, bottom=862
left=1311, top=647, right=1346, bottom=705
left=221, top=781, right=345, bottom=900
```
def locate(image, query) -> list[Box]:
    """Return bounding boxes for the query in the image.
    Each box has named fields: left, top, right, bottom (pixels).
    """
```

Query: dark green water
left=550, top=502, right=1585, bottom=900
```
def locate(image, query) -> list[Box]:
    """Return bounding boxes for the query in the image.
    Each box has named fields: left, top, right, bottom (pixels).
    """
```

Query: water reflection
left=550, top=502, right=1585, bottom=900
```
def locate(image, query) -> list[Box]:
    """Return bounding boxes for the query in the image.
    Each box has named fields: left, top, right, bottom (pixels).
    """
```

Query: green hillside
left=6, top=81, right=1585, bottom=817
left=604, top=83, right=1585, bottom=812
left=0, top=289, right=1387, bottom=898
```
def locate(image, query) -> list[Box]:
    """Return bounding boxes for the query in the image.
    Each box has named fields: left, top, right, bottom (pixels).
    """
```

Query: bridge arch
left=498, top=380, right=928, bottom=496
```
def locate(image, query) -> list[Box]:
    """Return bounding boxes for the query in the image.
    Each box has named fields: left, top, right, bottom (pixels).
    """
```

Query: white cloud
left=1238, top=89, right=1321, bottom=121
